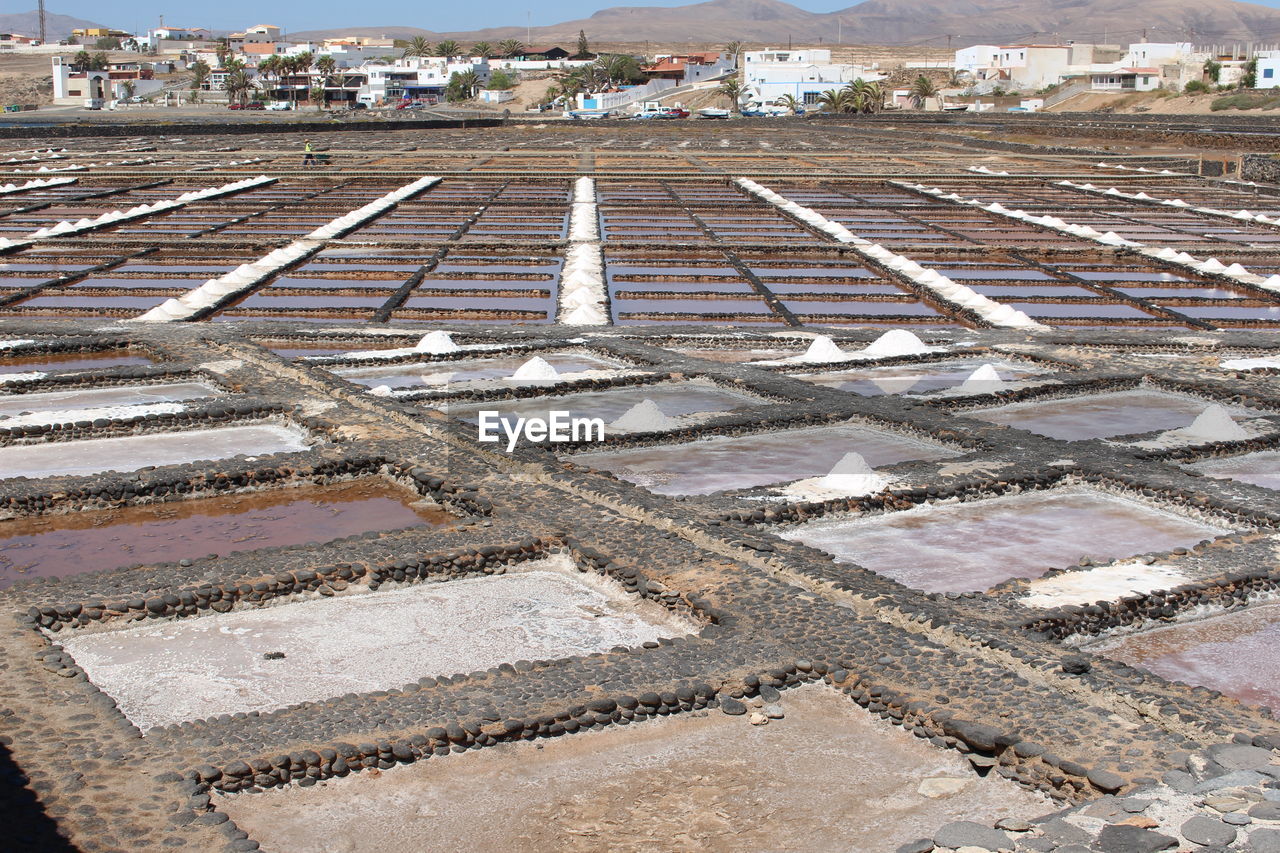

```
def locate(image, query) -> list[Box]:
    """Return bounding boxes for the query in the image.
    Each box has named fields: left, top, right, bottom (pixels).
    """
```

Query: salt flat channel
left=62, top=556, right=695, bottom=729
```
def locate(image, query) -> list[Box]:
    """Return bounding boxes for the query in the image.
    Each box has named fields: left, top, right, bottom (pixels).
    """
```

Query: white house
left=742, top=48, right=883, bottom=105
left=50, top=56, right=164, bottom=105
left=356, top=56, right=490, bottom=105
left=1090, top=68, right=1161, bottom=91
left=1255, top=51, right=1280, bottom=87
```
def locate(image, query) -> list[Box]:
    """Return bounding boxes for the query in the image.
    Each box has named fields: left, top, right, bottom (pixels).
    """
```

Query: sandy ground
left=217, top=684, right=1050, bottom=853
left=62, top=556, right=695, bottom=729
left=1047, top=89, right=1277, bottom=115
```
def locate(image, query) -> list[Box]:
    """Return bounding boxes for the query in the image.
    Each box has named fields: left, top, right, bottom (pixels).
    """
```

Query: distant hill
left=289, top=0, right=1280, bottom=47
left=0, top=10, right=104, bottom=41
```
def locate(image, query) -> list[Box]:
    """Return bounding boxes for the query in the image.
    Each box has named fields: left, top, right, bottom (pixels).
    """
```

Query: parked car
left=395, top=100, right=426, bottom=110
left=242, top=101, right=264, bottom=110
left=266, top=102, right=291, bottom=111
left=227, top=103, right=242, bottom=110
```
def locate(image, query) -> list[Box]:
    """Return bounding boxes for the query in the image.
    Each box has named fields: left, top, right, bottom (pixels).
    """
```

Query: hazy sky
left=37, top=0, right=983, bottom=34
left=43, top=0, right=1280, bottom=36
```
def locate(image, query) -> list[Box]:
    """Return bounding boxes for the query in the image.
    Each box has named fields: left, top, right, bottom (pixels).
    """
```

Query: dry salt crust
left=0, top=423, right=310, bottom=480
left=216, top=684, right=1050, bottom=853
left=61, top=557, right=695, bottom=730
left=1020, top=561, right=1193, bottom=609
left=0, top=381, right=220, bottom=427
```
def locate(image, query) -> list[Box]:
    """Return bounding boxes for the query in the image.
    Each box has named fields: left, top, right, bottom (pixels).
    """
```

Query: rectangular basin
left=970, top=390, right=1255, bottom=441
left=0, top=479, right=453, bottom=589
left=572, top=424, right=957, bottom=496
left=215, top=684, right=1049, bottom=853
left=1088, top=602, right=1280, bottom=713
left=779, top=488, right=1230, bottom=593
left=0, top=423, right=310, bottom=480
left=61, top=555, right=694, bottom=729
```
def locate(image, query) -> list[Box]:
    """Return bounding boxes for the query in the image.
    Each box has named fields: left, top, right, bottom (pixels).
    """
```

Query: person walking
left=302, top=140, right=316, bottom=167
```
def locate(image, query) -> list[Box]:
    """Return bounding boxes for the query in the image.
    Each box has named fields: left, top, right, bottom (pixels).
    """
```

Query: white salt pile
left=368, top=385, right=394, bottom=397
left=957, top=364, right=1008, bottom=395
left=788, top=335, right=847, bottom=363
left=415, top=331, right=459, bottom=354
left=609, top=399, right=675, bottom=432
left=509, top=356, right=559, bottom=381
left=859, top=329, right=935, bottom=359
left=1179, top=405, right=1249, bottom=443
left=818, top=452, right=891, bottom=494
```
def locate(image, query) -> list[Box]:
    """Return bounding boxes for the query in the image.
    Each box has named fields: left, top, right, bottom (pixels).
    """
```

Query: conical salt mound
left=818, top=452, right=890, bottom=493
left=609, top=399, right=675, bottom=432
left=796, top=335, right=846, bottom=363
left=860, top=329, right=932, bottom=358
left=509, top=356, right=559, bottom=381
left=958, top=364, right=1008, bottom=394
left=415, top=331, right=459, bottom=354
left=369, top=385, right=394, bottom=397
left=1181, top=405, right=1249, bottom=442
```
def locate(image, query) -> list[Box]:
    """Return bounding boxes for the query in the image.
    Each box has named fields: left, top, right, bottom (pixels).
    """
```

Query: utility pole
left=526, top=11, right=531, bottom=47
left=37, top=0, right=46, bottom=45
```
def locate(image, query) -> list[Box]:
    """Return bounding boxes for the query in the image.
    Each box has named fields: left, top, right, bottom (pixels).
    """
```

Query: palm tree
left=472, top=41, right=492, bottom=58
left=817, top=87, right=855, bottom=113
left=717, top=78, right=745, bottom=113
left=189, top=59, right=211, bottom=91
left=909, top=75, right=938, bottom=109
left=435, top=39, right=460, bottom=58
left=724, top=41, right=743, bottom=62
left=845, top=78, right=884, bottom=114
left=402, top=36, right=432, bottom=59
left=498, top=39, right=523, bottom=59
left=71, top=50, right=93, bottom=72
left=455, top=69, right=479, bottom=97
left=774, top=93, right=802, bottom=114
left=316, top=55, right=337, bottom=80
left=223, top=69, right=254, bottom=105
left=120, top=80, right=136, bottom=100
left=553, top=68, right=588, bottom=102
left=864, top=82, right=884, bottom=113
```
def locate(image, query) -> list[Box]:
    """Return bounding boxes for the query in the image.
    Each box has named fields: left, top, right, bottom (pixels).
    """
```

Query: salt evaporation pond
left=971, top=390, right=1257, bottom=440
left=448, top=383, right=763, bottom=433
left=572, top=424, right=957, bottom=495
left=0, top=423, right=310, bottom=479
left=796, top=358, right=1043, bottom=396
left=337, top=351, right=625, bottom=390
left=1088, top=602, right=1280, bottom=713
left=0, top=350, right=152, bottom=375
left=217, top=685, right=1050, bottom=853
left=780, top=489, right=1230, bottom=593
left=0, top=479, right=454, bottom=588
left=1185, top=450, right=1280, bottom=491
left=0, top=381, right=220, bottom=420
left=62, top=556, right=694, bottom=729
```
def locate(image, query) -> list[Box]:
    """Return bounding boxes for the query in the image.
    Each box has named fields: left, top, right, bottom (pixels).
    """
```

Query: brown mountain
left=289, top=0, right=1280, bottom=47
left=0, top=10, right=105, bottom=41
